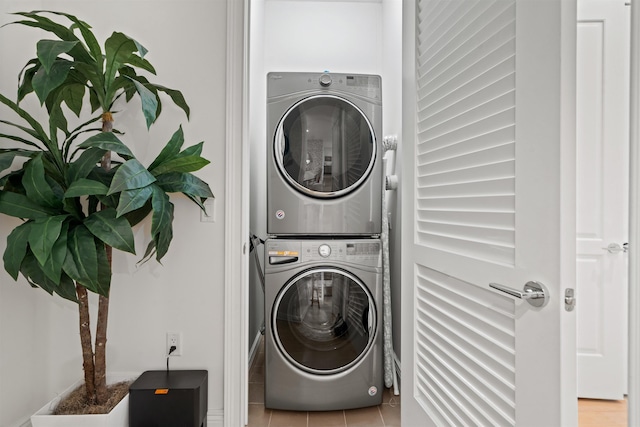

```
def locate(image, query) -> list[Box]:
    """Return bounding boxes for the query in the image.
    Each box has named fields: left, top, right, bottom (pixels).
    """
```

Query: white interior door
left=401, top=0, right=577, bottom=426
left=576, top=0, right=630, bottom=400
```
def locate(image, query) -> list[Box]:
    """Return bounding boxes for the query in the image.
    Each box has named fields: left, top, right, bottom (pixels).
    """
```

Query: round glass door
left=272, top=268, right=377, bottom=374
left=274, top=95, right=376, bottom=198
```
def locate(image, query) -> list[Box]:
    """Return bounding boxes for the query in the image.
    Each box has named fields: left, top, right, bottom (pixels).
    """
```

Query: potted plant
left=0, top=10, right=213, bottom=422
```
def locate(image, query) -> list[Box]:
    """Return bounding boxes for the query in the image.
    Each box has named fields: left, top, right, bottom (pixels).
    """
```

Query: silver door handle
left=602, top=243, right=629, bottom=254
left=489, top=281, right=549, bottom=307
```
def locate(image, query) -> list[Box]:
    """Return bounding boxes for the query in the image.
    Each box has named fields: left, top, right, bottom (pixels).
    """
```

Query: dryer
left=267, top=72, right=383, bottom=236
left=264, top=238, right=383, bottom=411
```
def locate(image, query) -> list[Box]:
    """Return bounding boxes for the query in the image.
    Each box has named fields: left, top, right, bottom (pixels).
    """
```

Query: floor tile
left=343, top=406, right=384, bottom=427
left=308, top=410, right=346, bottom=427
left=248, top=381, right=265, bottom=404
left=269, top=409, right=308, bottom=427
left=379, top=403, right=401, bottom=427
left=250, top=364, right=265, bottom=383
left=382, top=387, right=401, bottom=405
left=248, top=403, right=272, bottom=427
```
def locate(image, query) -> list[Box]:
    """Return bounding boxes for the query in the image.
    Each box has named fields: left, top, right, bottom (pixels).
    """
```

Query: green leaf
left=39, top=220, right=69, bottom=284
left=67, top=147, right=107, bottom=183
left=137, top=239, right=156, bottom=266
left=36, top=39, right=78, bottom=73
left=107, top=159, right=156, bottom=195
left=104, top=32, right=155, bottom=90
left=17, top=59, right=39, bottom=101
left=154, top=85, right=190, bottom=120
left=0, top=152, right=18, bottom=174
left=148, top=126, right=184, bottom=171
left=0, top=93, right=51, bottom=148
left=116, top=185, right=154, bottom=218
left=123, top=200, right=152, bottom=227
left=64, top=178, right=109, bottom=197
left=9, top=12, right=94, bottom=63
left=0, top=191, right=55, bottom=219
left=59, top=83, right=86, bottom=117
left=40, top=10, right=102, bottom=64
left=62, top=225, right=99, bottom=293
left=155, top=172, right=214, bottom=198
left=28, top=215, right=68, bottom=268
left=20, top=251, right=54, bottom=295
left=84, top=208, right=136, bottom=254
left=150, top=156, right=210, bottom=176
left=151, top=185, right=174, bottom=261
left=176, top=142, right=204, bottom=158
left=31, top=59, right=74, bottom=105
left=63, top=197, right=84, bottom=220
left=3, top=221, right=33, bottom=280
left=128, top=78, right=158, bottom=129
left=48, top=100, right=68, bottom=136
left=54, top=272, right=78, bottom=303
left=23, top=154, right=61, bottom=210
left=77, top=132, right=134, bottom=158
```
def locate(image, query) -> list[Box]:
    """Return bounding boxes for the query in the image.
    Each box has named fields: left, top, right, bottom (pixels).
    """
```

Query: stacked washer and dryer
left=264, top=72, right=384, bottom=411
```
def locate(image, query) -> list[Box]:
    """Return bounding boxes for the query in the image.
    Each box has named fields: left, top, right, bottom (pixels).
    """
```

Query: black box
left=129, top=370, right=208, bottom=427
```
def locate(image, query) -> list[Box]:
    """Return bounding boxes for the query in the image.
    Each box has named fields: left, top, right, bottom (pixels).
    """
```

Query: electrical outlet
left=167, top=332, right=182, bottom=356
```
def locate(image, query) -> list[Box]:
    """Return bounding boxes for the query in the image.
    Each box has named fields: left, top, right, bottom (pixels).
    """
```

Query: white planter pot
left=31, top=373, right=138, bottom=427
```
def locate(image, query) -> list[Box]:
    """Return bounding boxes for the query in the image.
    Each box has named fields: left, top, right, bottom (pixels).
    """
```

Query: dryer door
left=274, top=95, right=376, bottom=198
left=272, top=267, right=377, bottom=374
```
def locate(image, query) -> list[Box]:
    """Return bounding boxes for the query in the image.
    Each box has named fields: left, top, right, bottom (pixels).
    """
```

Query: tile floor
left=248, top=336, right=626, bottom=426
left=247, top=338, right=400, bottom=427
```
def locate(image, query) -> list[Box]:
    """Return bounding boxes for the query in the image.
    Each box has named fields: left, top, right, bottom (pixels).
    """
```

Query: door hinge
left=565, top=288, right=576, bottom=312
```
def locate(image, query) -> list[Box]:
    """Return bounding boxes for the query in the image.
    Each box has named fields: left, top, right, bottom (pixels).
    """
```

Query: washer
left=267, top=72, right=383, bottom=236
left=264, top=238, right=383, bottom=411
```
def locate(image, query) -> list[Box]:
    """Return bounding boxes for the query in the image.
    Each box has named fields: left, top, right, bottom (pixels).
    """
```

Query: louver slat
left=415, top=0, right=515, bottom=267
left=414, top=266, right=516, bottom=426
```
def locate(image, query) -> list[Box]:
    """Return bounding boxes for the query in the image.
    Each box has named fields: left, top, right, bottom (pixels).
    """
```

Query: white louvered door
left=401, top=0, right=577, bottom=426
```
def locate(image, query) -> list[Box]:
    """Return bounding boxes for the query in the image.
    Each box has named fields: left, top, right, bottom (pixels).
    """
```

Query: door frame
left=628, top=0, right=640, bottom=424
left=227, top=0, right=640, bottom=425
left=224, top=0, right=249, bottom=426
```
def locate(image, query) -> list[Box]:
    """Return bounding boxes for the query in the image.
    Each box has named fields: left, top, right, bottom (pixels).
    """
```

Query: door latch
left=565, top=288, right=575, bottom=312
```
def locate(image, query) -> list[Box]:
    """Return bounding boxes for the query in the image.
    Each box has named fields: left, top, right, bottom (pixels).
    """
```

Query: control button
left=319, top=74, right=332, bottom=87
left=318, top=244, right=331, bottom=257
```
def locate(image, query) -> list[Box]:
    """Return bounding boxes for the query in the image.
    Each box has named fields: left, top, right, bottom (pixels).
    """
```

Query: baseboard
left=15, top=418, right=31, bottom=427
left=12, top=409, right=225, bottom=427
left=207, top=409, right=224, bottom=427
left=248, top=330, right=262, bottom=369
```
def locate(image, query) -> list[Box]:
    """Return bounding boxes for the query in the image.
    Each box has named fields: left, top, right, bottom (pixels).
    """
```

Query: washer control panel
left=266, top=239, right=381, bottom=267
left=302, top=240, right=381, bottom=266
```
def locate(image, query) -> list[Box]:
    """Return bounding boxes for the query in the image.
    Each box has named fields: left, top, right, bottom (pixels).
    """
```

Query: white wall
left=0, top=2, right=228, bottom=426
left=248, top=0, right=402, bottom=362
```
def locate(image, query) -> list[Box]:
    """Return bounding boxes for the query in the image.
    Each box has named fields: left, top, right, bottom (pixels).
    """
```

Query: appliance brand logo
left=275, top=210, right=285, bottom=220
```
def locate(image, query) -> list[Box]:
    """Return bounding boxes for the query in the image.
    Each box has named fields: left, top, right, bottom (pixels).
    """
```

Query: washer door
left=272, top=268, right=377, bottom=374
left=274, top=95, right=376, bottom=198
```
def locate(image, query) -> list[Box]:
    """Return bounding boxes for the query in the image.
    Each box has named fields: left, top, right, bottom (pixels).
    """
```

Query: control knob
left=318, top=244, right=331, bottom=258
left=319, top=74, right=332, bottom=87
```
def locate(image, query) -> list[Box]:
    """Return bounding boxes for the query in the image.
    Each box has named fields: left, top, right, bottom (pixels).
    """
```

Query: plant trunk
left=94, top=293, right=110, bottom=404
left=93, top=112, right=115, bottom=405
left=76, top=284, right=97, bottom=404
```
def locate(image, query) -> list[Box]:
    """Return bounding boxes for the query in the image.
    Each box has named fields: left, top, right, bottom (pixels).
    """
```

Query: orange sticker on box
left=154, top=389, right=169, bottom=395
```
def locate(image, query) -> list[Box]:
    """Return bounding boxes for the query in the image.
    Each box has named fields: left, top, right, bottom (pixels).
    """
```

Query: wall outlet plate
left=166, top=332, right=182, bottom=356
